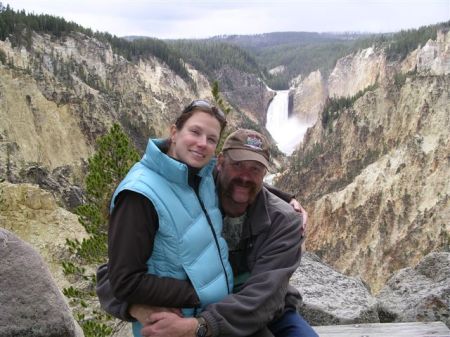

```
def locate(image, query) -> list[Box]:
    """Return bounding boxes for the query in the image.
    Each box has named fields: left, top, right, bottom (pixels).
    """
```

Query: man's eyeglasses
left=182, top=99, right=226, bottom=122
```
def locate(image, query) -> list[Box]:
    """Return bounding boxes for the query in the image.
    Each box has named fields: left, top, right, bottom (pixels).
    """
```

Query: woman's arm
left=107, top=191, right=200, bottom=307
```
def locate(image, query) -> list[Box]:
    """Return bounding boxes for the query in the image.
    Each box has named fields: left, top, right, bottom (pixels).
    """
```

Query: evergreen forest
left=2, top=3, right=448, bottom=90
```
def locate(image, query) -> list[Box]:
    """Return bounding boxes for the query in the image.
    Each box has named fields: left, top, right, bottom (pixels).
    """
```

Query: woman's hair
left=175, top=100, right=227, bottom=132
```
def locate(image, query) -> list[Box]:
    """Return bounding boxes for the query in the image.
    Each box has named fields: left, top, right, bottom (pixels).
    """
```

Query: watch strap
left=195, top=316, right=208, bottom=337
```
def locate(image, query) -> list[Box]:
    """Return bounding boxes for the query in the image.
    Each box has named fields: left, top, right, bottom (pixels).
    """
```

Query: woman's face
left=168, top=110, right=221, bottom=168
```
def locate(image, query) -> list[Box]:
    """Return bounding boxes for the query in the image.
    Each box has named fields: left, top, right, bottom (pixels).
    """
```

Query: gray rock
left=0, top=228, right=83, bottom=337
left=291, top=252, right=379, bottom=326
left=376, top=252, right=450, bottom=328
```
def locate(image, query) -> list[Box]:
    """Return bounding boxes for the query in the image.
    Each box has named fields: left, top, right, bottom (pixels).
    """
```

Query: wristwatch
left=195, top=316, right=208, bottom=337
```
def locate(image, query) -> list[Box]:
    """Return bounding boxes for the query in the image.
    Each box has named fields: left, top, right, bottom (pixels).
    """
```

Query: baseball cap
left=222, top=129, right=271, bottom=170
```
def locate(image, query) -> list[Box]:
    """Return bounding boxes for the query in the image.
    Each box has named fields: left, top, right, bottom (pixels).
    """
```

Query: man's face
left=217, top=153, right=266, bottom=210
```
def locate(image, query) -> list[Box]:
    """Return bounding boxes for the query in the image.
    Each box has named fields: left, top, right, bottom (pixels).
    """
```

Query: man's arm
left=264, top=183, right=307, bottom=235
left=263, top=182, right=293, bottom=202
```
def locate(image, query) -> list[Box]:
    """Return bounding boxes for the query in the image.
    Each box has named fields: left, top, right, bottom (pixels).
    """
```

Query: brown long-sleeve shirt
left=108, top=190, right=200, bottom=307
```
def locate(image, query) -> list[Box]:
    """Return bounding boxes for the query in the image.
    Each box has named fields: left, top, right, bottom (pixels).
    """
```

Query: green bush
left=62, top=123, right=139, bottom=337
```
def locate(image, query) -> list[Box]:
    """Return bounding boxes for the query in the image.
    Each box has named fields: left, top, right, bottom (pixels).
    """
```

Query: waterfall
left=265, top=90, right=308, bottom=155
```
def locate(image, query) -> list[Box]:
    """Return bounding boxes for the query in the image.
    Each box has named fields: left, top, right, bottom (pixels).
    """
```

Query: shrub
left=62, top=123, right=139, bottom=337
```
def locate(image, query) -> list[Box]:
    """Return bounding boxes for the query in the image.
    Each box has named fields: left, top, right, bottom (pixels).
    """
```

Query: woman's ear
left=169, top=124, right=177, bottom=143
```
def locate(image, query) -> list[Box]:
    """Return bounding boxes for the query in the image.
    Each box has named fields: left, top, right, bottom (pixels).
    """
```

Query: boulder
left=376, top=252, right=450, bottom=328
left=0, top=228, right=83, bottom=337
left=291, top=252, right=379, bottom=326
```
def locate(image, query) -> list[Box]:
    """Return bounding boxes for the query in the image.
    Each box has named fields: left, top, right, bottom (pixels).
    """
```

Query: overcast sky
left=8, top=0, right=450, bottom=39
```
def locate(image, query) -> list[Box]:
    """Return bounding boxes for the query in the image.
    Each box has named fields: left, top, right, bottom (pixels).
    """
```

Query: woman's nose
left=197, top=135, right=207, bottom=147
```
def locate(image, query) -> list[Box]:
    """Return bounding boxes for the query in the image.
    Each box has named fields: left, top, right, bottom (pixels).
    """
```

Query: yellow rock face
left=0, top=182, right=87, bottom=290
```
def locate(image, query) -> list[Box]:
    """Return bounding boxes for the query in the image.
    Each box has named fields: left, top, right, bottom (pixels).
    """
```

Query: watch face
left=196, top=324, right=207, bottom=337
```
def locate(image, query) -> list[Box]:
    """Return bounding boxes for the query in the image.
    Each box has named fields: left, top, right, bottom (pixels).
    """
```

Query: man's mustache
left=230, top=178, right=256, bottom=189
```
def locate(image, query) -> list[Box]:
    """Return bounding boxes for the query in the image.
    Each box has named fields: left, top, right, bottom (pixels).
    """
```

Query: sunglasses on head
left=183, top=99, right=226, bottom=121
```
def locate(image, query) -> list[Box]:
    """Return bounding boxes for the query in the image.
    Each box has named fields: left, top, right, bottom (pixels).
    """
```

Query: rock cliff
left=289, top=44, right=385, bottom=129
left=290, top=70, right=327, bottom=124
left=278, top=30, right=450, bottom=293
left=0, top=31, right=215, bottom=182
left=289, top=30, right=450, bottom=127
left=0, top=30, right=274, bottom=188
left=215, top=65, right=275, bottom=124
left=328, top=46, right=385, bottom=98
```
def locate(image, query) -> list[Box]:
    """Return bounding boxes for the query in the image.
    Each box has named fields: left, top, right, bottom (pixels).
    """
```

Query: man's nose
left=238, top=169, right=252, bottom=181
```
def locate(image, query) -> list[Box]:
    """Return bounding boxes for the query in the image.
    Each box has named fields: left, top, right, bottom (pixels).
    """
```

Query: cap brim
left=226, top=149, right=272, bottom=171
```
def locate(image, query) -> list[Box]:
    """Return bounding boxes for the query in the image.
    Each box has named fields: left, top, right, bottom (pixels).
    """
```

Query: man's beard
left=223, top=177, right=259, bottom=204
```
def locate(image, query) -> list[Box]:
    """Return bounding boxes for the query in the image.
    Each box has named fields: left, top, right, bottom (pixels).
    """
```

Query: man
left=97, top=129, right=318, bottom=337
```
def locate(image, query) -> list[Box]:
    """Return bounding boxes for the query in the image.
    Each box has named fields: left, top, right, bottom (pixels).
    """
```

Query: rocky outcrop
left=293, top=252, right=450, bottom=328
left=0, top=181, right=87, bottom=290
left=278, top=30, right=450, bottom=293
left=289, top=46, right=385, bottom=126
left=19, top=164, right=85, bottom=210
left=292, top=253, right=379, bottom=326
left=290, top=70, right=327, bottom=124
left=2, top=220, right=447, bottom=334
left=216, top=65, right=275, bottom=124
left=328, top=47, right=385, bottom=98
left=403, top=30, right=450, bottom=75
left=377, top=252, right=450, bottom=327
left=0, top=228, right=83, bottom=337
left=290, top=30, right=450, bottom=130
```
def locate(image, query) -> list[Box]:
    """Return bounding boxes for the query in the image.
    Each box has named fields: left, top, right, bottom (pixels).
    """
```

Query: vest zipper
left=198, top=198, right=231, bottom=295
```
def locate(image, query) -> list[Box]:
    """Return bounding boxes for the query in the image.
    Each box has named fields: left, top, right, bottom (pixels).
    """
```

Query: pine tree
left=62, top=123, right=140, bottom=337
left=211, top=81, right=233, bottom=153
left=212, top=80, right=231, bottom=117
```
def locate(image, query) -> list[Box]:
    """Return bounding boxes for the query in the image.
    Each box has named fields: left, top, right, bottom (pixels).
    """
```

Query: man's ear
left=216, top=153, right=224, bottom=171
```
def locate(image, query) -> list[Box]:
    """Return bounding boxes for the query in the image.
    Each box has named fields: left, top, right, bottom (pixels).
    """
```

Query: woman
left=107, top=100, right=233, bottom=337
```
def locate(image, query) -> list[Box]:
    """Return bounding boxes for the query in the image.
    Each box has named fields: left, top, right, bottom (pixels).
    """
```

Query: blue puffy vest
left=111, top=139, right=233, bottom=337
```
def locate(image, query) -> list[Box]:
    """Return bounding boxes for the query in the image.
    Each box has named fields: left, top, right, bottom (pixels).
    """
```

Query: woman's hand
left=129, top=304, right=182, bottom=326
left=289, top=199, right=308, bottom=236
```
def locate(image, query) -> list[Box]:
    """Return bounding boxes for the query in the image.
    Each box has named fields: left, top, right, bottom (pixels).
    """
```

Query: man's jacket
left=199, top=186, right=303, bottom=336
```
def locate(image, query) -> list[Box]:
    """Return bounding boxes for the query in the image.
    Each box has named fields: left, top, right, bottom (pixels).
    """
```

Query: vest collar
left=140, top=138, right=216, bottom=185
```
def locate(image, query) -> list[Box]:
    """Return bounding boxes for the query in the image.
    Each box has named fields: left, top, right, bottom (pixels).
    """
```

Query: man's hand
left=140, top=312, right=197, bottom=337
left=289, top=199, right=307, bottom=236
left=129, top=304, right=182, bottom=326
